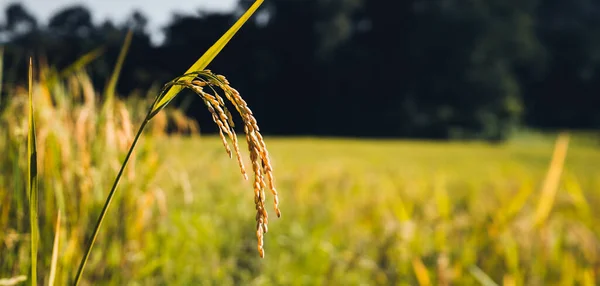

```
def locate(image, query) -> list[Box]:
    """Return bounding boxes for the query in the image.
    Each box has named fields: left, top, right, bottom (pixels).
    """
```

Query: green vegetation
left=1, top=0, right=600, bottom=284
left=0, top=58, right=188, bottom=285
left=27, top=58, right=38, bottom=286
left=3, top=1, right=283, bottom=284
left=156, top=135, right=600, bottom=285
left=3, top=101, right=600, bottom=284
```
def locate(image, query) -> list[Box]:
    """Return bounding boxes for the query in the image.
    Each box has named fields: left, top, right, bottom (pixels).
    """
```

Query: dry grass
left=2, top=75, right=600, bottom=284
left=0, top=62, right=196, bottom=284
left=135, top=134, right=599, bottom=285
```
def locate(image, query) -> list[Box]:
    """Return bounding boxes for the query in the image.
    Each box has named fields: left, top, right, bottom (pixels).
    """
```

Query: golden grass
left=48, top=211, right=60, bottom=286
left=149, top=135, right=599, bottom=285
left=3, top=124, right=600, bottom=284
left=0, top=57, right=195, bottom=284
left=2, top=0, right=599, bottom=283
left=27, top=58, right=39, bottom=286
left=2, top=1, right=274, bottom=282
left=534, top=132, right=570, bottom=226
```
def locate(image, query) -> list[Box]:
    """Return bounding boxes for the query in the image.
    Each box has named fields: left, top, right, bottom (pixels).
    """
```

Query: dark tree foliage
left=1, top=0, right=598, bottom=140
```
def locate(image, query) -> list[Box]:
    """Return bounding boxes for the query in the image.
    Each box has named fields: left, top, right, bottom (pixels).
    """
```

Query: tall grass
left=0, top=53, right=196, bottom=284
left=74, top=0, right=274, bottom=282
left=127, top=135, right=598, bottom=285
left=27, top=58, right=38, bottom=286
left=3, top=70, right=600, bottom=284
left=2, top=0, right=277, bottom=284
left=2, top=0, right=600, bottom=284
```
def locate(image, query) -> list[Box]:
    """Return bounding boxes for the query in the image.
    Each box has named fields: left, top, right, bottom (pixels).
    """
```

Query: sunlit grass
left=0, top=54, right=196, bottom=285
left=27, top=58, right=38, bottom=286
left=146, top=135, right=599, bottom=285
left=2, top=0, right=600, bottom=282
left=3, top=1, right=275, bottom=284
left=3, top=124, right=600, bottom=284
left=74, top=0, right=269, bottom=283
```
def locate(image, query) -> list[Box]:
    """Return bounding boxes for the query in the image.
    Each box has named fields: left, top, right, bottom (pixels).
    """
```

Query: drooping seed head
left=169, top=70, right=280, bottom=257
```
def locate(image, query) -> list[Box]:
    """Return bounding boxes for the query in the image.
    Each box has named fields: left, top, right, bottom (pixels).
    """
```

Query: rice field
left=1, top=1, right=600, bottom=282
left=149, top=134, right=600, bottom=285
left=2, top=95, right=600, bottom=285
left=1, top=61, right=599, bottom=286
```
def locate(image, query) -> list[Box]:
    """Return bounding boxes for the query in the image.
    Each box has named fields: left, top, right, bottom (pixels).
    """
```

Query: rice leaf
left=151, top=0, right=264, bottom=114
left=105, top=30, right=133, bottom=104
left=412, top=258, right=431, bottom=286
left=581, top=268, right=595, bottom=286
left=434, top=173, right=450, bottom=219
left=75, top=3, right=267, bottom=282
left=563, top=172, right=591, bottom=220
left=469, top=265, right=499, bottom=286
left=27, top=57, right=39, bottom=286
left=0, top=276, right=27, bottom=286
left=48, top=211, right=61, bottom=286
left=74, top=98, right=155, bottom=285
left=58, top=47, right=105, bottom=79
left=534, top=133, right=570, bottom=227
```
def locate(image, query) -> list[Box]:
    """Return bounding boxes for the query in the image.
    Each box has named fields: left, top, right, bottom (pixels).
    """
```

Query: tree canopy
left=1, top=0, right=599, bottom=140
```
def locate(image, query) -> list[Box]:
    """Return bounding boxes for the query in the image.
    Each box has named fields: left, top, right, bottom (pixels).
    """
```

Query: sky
left=2, top=0, right=239, bottom=44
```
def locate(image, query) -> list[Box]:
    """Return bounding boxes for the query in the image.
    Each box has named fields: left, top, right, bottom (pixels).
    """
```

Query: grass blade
left=563, top=172, right=591, bottom=220
left=73, top=110, right=154, bottom=285
left=75, top=3, right=265, bottom=283
left=412, top=258, right=431, bottom=286
left=27, top=57, right=39, bottom=286
left=0, top=276, right=27, bottom=286
left=468, top=265, right=499, bottom=286
left=48, top=211, right=61, bottom=286
left=151, top=0, right=264, bottom=114
left=105, top=30, right=133, bottom=104
left=58, top=47, right=105, bottom=79
left=534, top=133, right=570, bottom=227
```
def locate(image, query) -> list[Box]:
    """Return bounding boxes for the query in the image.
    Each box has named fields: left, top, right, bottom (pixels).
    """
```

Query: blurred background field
left=2, top=77, right=599, bottom=284
left=1, top=0, right=600, bottom=285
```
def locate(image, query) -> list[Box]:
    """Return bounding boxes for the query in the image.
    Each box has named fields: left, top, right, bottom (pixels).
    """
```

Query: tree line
left=2, top=0, right=599, bottom=140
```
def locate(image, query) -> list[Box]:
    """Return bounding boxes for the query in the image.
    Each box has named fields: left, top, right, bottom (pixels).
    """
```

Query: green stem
left=73, top=112, right=151, bottom=285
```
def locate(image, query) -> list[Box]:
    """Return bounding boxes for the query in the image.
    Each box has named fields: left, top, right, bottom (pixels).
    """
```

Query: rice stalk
left=0, top=276, right=27, bottom=286
left=57, top=47, right=104, bottom=80
left=412, top=257, right=431, bottom=286
left=48, top=211, right=61, bottom=286
left=534, top=132, right=570, bottom=227
left=101, top=31, right=133, bottom=156
left=468, top=265, right=499, bottom=286
left=0, top=51, right=174, bottom=283
left=562, top=172, right=591, bottom=220
left=503, top=275, right=517, bottom=286
left=104, top=30, right=133, bottom=104
left=27, top=58, right=39, bottom=286
left=581, top=268, right=595, bottom=286
left=436, top=253, right=451, bottom=286
left=494, top=178, right=534, bottom=227
left=434, top=173, right=450, bottom=219
left=73, top=94, right=156, bottom=286
left=74, top=1, right=274, bottom=282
